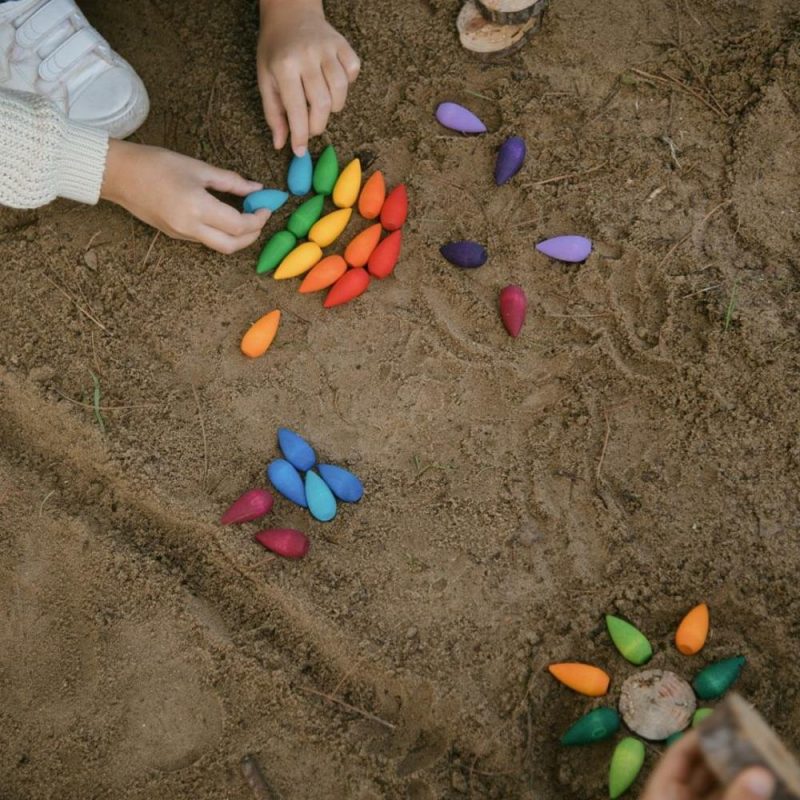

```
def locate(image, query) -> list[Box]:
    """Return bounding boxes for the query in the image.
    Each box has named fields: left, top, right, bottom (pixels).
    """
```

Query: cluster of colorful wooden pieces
left=435, top=103, right=594, bottom=338
left=548, top=604, right=747, bottom=797
left=266, top=427, right=364, bottom=523
left=219, top=487, right=310, bottom=560
left=248, top=145, right=407, bottom=312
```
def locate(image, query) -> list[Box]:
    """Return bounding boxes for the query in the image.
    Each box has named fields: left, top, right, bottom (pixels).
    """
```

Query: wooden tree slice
left=698, top=693, right=800, bottom=800
left=618, top=670, right=696, bottom=741
left=457, top=0, right=540, bottom=57
left=476, top=0, right=549, bottom=25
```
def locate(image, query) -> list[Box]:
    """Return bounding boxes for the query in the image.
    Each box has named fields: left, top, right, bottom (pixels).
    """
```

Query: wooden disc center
left=619, top=669, right=696, bottom=741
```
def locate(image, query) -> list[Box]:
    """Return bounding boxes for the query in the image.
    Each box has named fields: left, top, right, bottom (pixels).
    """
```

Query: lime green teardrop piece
left=605, top=615, right=653, bottom=665
left=287, top=194, right=325, bottom=238
left=257, top=230, right=297, bottom=274
left=693, top=657, right=745, bottom=700
left=693, top=708, right=713, bottom=727
left=609, top=737, right=645, bottom=798
left=560, top=707, right=620, bottom=746
left=313, top=145, right=339, bottom=195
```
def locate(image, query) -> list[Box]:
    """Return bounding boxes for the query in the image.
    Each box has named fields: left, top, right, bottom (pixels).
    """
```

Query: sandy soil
left=2, top=1, right=800, bottom=797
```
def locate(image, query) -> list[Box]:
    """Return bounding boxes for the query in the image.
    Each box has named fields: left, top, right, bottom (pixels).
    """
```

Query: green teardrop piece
left=256, top=230, right=297, bottom=274
left=560, top=707, right=620, bottom=746
left=609, top=737, right=645, bottom=799
left=313, top=145, right=339, bottom=195
left=693, top=708, right=713, bottom=727
left=665, top=730, right=685, bottom=746
left=693, top=656, right=745, bottom=700
left=606, top=615, right=653, bottom=665
left=287, top=194, right=326, bottom=238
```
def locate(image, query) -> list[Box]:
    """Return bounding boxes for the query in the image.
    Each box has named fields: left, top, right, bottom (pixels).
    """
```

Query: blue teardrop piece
left=288, top=152, right=313, bottom=196
left=244, top=189, right=289, bottom=214
left=267, top=459, right=307, bottom=507
left=317, top=464, right=363, bottom=503
left=277, top=428, right=316, bottom=472
left=305, top=470, right=337, bottom=522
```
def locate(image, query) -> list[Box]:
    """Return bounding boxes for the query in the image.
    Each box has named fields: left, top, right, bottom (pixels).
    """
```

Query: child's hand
left=101, top=141, right=270, bottom=254
left=257, top=0, right=360, bottom=156
left=641, top=730, right=775, bottom=800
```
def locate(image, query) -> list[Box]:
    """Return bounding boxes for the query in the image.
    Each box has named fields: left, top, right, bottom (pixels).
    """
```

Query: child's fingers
left=260, top=76, right=289, bottom=150
left=302, top=66, right=332, bottom=138
left=322, top=56, right=349, bottom=113
left=197, top=224, right=263, bottom=255
left=276, top=70, right=309, bottom=156
left=204, top=199, right=269, bottom=237
left=204, top=167, right=263, bottom=197
left=337, top=44, right=361, bottom=82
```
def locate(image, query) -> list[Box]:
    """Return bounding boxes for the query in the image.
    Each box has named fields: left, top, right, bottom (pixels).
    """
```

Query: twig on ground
left=522, top=162, right=607, bottom=189
left=297, top=686, right=396, bottom=730
left=52, top=387, right=159, bottom=411
left=89, top=371, right=106, bottom=435
left=39, top=490, right=55, bottom=517
left=141, top=230, right=161, bottom=269
left=596, top=409, right=611, bottom=483
left=42, top=273, right=112, bottom=335
left=656, top=199, right=731, bottom=270
left=191, top=384, right=209, bottom=491
left=629, top=67, right=726, bottom=119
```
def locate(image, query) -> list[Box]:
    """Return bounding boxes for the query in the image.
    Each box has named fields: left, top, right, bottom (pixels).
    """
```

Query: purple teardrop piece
left=495, top=136, right=526, bottom=185
left=435, top=102, right=487, bottom=134
left=440, top=241, right=488, bottom=269
left=535, top=235, right=592, bottom=263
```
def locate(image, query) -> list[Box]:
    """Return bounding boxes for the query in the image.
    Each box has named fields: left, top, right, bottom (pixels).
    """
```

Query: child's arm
left=257, top=0, right=360, bottom=156
left=0, top=89, right=269, bottom=254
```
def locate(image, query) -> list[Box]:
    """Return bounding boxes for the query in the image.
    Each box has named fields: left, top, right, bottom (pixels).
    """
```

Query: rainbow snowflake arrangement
left=548, top=604, right=746, bottom=798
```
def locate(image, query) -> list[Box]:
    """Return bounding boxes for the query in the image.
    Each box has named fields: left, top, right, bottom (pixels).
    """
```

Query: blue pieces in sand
left=305, top=470, right=337, bottom=522
left=317, top=464, right=364, bottom=503
left=287, top=152, right=313, bottom=196
left=267, top=459, right=307, bottom=507
left=243, top=189, right=289, bottom=214
left=277, top=428, right=316, bottom=472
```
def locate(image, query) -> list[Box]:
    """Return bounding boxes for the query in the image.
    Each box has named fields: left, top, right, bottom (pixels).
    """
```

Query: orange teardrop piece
left=380, top=184, right=408, bottom=231
left=358, top=171, right=386, bottom=219
left=675, top=603, right=710, bottom=655
left=548, top=663, right=610, bottom=697
left=323, top=268, right=370, bottom=308
left=240, top=309, right=281, bottom=358
left=344, top=223, right=383, bottom=267
left=299, top=255, right=348, bottom=294
left=368, top=229, right=402, bottom=279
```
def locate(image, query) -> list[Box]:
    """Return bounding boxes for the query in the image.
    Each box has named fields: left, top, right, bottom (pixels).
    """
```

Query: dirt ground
left=2, top=0, right=800, bottom=797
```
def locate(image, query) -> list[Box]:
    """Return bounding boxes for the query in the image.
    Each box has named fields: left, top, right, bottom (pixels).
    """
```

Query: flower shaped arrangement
left=548, top=604, right=747, bottom=798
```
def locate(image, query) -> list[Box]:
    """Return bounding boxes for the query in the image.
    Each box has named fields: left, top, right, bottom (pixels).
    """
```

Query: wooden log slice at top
left=457, top=0, right=540, bottom=56
left=476, top=0, right=549, bottom=25
left=698, top=694, right=800, bottom=800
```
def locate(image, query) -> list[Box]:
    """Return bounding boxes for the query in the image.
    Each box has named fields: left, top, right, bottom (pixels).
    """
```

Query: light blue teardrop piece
left=287, top=152, right=313, bottom=196
left=305, top=470, right=336, bottom=522
left=244, top=189, right=289, bottom=214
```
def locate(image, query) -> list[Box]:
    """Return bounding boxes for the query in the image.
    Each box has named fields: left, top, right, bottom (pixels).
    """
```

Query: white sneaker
left=0, top=0, right=149, bottom=138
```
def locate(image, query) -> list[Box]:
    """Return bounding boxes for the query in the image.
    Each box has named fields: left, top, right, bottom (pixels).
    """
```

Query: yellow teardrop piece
left=308, top=208, right=353, bottom=248
left=273, top=242, right=323, bottom=280
left=332, top=159, right=362, bottom=208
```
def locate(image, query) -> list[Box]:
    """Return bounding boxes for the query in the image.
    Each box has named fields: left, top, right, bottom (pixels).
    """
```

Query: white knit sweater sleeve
left=0, top=88, right=109, bottom=209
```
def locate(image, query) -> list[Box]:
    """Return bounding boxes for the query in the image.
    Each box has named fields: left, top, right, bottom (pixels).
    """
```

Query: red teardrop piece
left=380, top=184, right=408, bottom=231
left=367, top=230, right=402, bottom=279
left=323, top=268, right=370, bottom=308
left=220, top=488, right=274, bottom=525
left=499, top=284, right=527, bottom=337
left=254, top=528, right=309, bottom=559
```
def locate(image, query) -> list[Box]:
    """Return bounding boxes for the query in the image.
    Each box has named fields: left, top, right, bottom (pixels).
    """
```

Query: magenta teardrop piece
left=435, top=102, right=487, bottom=134
left=495, top=136, right=526, bottom=185
left=254, top=528, right=310, bottom=559
left=499, top=285, right=527, bottom=337
left=535, top=235, right=592, bottom=263
left=220, top=488, right=274, bottom=525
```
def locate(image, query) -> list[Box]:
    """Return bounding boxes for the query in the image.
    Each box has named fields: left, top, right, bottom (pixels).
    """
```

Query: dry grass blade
left=297, top=686, right=396, bottom=730
left=42, top=273, right=113, bottom=335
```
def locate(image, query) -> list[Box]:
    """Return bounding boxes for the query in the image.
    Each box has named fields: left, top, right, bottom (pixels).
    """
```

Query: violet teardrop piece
left=435, top=102, right=487, bottom=134
left=220, top=488, right=274, bottom=525
left=535, top=235, right=592, bottom=263
left=499, top=284, right=527, bottom=337
left=440, top=240, right=488, bottom=269
left=495, top=136, right=526, bottom=185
